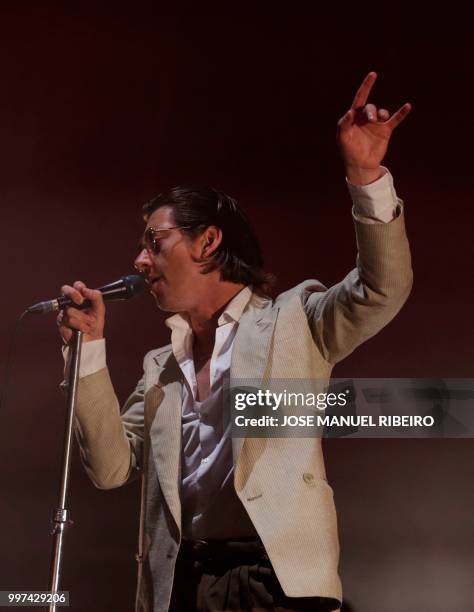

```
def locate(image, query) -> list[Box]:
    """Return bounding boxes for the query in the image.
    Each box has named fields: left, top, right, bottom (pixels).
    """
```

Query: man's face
left=134, top=206, right=204, bottom=312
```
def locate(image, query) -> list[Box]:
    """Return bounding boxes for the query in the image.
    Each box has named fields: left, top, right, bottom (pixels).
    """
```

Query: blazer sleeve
left=301, top=203, right=413, bottom=365
left=72, top=365, right=145, bottom=490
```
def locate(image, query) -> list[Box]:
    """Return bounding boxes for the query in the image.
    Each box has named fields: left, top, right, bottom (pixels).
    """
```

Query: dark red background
left=1, top=5, right=473, bottom=611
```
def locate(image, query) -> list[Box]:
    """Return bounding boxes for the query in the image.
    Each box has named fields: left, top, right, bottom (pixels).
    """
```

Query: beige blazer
left=73, top=206, right=412, bottom=612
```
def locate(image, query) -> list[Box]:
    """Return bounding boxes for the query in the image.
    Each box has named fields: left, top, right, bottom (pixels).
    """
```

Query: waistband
left=179, top=537, right=267, bottom=562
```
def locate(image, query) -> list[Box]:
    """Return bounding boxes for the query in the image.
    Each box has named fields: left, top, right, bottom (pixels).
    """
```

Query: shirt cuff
left=346, top=166, right=400, bottom=224
left=62, top=338, right=107, bottom=378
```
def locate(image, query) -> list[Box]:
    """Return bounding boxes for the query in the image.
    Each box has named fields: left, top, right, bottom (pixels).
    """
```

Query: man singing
left=59, top=72, right=412, bottom=612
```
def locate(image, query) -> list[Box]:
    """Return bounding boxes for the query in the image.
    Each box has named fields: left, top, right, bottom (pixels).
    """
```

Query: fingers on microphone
left=64, top=308, right=95, bottom=333
left=74, top=280, right=93, bottom=302
left=79, top=289, right=104, bottom=320
left=82, top=286, right=103, bottom=301
left=62, top=283, right=84, bottom=305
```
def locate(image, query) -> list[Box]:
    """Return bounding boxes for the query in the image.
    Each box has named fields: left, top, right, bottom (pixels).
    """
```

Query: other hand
left=337, top=71, right=411, bottom=184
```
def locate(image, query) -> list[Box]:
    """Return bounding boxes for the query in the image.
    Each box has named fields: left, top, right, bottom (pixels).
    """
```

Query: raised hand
left=337, top=72, right=411, bottom=185
left=57, top=281, right=105, bottom=344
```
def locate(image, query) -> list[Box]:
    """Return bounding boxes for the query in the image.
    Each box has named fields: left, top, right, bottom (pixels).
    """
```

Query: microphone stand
left=48, top=329, right=83, bottom=611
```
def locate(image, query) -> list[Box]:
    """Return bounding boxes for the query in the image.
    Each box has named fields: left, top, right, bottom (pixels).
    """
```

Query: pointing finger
left=351, top=71, right=377, bottom=109
left=387, top=102, right=412, bottom=130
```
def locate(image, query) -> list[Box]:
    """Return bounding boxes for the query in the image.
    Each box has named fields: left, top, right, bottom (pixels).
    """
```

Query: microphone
left=27, top=275, right=145, bottom=315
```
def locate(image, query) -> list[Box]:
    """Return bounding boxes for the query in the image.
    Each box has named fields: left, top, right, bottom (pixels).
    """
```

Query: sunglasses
left=139, top=225, right=193, bottom=255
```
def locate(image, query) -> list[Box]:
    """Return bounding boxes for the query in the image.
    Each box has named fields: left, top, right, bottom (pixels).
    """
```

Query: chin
left=152, top=291, right=181, bottom=313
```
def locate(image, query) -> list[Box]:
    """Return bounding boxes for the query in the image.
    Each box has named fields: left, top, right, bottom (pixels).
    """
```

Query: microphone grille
left=121, top=274, right=146, bottom=298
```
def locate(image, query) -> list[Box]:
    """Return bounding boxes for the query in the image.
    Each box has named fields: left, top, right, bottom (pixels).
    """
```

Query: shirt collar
left=165, top=286, right=253, bottom=333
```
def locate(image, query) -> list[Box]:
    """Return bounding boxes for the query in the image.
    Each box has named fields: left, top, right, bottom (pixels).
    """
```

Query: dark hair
left=142, top=186, right=275, bottom=293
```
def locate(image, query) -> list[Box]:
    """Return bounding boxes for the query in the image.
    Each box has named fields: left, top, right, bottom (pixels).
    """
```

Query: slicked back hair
left=142, top=186, right=275, bottom=293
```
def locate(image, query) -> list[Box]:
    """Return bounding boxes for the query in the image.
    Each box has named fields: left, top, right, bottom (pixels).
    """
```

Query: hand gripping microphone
left=26, top=275, right=145, bottom=315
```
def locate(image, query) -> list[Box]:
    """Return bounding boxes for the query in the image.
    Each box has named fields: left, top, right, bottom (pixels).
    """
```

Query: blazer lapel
left=230, top=297, right=279, bottom=465
left=146, top=350, right=183, bottom=533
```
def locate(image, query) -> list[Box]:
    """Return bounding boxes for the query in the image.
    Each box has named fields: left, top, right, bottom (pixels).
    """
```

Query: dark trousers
left=168, top=539, right=340, bottom=612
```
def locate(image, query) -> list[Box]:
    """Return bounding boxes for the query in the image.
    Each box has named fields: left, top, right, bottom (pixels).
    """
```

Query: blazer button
left=303, top=472, right=315, bottom=484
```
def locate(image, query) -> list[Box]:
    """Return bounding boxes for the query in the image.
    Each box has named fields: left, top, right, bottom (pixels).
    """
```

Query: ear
left=200, top=225, right=222, bottom=258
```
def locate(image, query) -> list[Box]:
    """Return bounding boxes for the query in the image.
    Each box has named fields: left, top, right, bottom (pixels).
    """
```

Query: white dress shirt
left=65, top=167, right=400, bottom=538
left=166, top=286, right=258, bottom=538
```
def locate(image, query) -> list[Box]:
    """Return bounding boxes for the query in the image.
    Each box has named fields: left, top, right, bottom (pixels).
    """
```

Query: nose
left=134, top=248, right=153, bottom=274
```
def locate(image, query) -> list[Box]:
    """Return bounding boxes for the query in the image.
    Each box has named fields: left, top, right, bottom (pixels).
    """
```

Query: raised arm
left=302, top=72, right=413, bottom=364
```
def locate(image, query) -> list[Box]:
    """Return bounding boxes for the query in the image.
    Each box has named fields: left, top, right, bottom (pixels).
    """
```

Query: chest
left=191, top=322, right=238, bottom=402
left=193, top=347, right=212, bottom=401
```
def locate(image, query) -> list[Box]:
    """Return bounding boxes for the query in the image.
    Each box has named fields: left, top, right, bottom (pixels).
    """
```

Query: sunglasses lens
left=144, top=228, right=158, bottom=253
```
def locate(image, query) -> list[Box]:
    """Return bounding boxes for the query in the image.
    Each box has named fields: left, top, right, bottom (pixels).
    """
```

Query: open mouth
left=145, top=273, right=162, bottom=284
left=149, top=275, right=163, bottom=289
